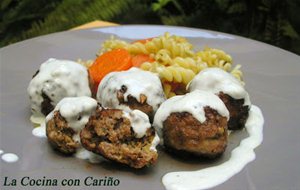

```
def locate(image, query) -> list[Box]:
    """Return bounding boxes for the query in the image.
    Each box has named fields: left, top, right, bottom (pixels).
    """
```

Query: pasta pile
left=98, top=32, right=244, bottom=98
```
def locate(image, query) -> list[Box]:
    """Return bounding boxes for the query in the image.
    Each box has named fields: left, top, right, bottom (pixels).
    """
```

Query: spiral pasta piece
left=100, top=36, right=129, bottom=55
left=143, top=63, right=195, bottom=85
left=230, top=65, right=244, bottom=84
left=101, top=32, right=194, bottom=58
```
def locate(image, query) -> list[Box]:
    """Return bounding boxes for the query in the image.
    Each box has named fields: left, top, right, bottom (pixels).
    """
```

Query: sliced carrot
left=133, top=37, right=154, bottom=44
left=88, top=48, right=132, bottom=91
left=131, top=54, right=154, bottom=67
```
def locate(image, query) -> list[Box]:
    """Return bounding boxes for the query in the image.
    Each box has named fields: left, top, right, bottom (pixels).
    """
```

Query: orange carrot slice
left=132, top=54, right=154, bottom=67
left=133, top=37, right=154, bottom=44
left=88, top=48, right=132, bottom=91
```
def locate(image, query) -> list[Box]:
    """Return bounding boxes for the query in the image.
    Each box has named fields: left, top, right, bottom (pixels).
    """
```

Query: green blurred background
left=1, top=0, right=300, bottom=54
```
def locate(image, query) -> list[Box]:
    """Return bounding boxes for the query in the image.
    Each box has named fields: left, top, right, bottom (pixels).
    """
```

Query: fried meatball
left=163, top=107, right=227, bottom=158
left=188, top=68, right=251, bottom=130
left=41, top=91, right=54, bottom=116
left=80, top=108, right=159, bottom=169
left=96, top=68, right=166, bottom=121
left=153, top=90, right=229, bottom=158
left=218, top=92, right=249, bottom=130
left=116, top=85, right=154, bottom=119
left=46, top=111, right=79, bottom=154
left=46, top=97, right=98, bottom=154
left=28, top=58, right=92, bottom=116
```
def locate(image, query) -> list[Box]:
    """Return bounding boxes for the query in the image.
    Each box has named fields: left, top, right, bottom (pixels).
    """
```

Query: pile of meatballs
left=28, top=58, right=251, bottom=169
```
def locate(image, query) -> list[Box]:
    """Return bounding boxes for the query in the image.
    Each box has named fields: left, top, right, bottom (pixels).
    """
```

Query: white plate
left=0, top=25, right=299, bottom=190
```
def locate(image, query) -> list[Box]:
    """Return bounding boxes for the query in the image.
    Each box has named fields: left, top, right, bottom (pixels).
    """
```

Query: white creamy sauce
left=32, top=124, right=102, bottom=164
left=153, top=90, right=229, bottom=139
left=46, top=96, right=98, bottom=134
left=73, top=133, right=80, bottom=143
left=31, top=114, right=47, bottom=138
left=32, top=122, right=47, bottom=138
left=30, top=114, right=46, bottom=125
left=188, top=68, right=251, bottom=106
left=123, top=109, right=160, bottom=151
left=97, top=68, right=166, bottom=113
left=27, top=58, right=91, bottom=115
left=162, top=105, right=264, bottom=190
left=75, top=148, right=103, bottom=164
left=1, top=153, right=19, bottom=163
left=123, top=110, right=152, bottom=138
left=150, top=133, right=160, bottom=152
left=0, top=150, right=19, bottom=163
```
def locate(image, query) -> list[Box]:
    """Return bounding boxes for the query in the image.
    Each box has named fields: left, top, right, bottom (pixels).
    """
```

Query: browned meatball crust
left=31, top=70, right=54, bottom=116
left=163, top=107, right=228, bottom=158
left=46, top=111, right=79, bottom=154
left=41, top=92, right=54, bottom=116
left=80, top=108, right=158, bottom=169
left=117, top=85, right=154, bottom=120
left=218, top=92, right=249, bottom=130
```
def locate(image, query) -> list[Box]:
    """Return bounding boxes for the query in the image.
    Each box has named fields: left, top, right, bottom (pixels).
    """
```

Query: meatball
left=46, top=97, right=98, bottom=154
left=80, top=108, right=159, bottom=169
left=163, top=107, right=227, bottom=158
left=96, top=68, right=166, bottom=121
left=153, top=90, right=229, bottom=158
left=41, top=91, right=54, bottom=116
left=28, top=58, right=92, bottom=116
left=218, top=92, right=249, bottom=130
left=116, top=85, right=154, bottom=119
left=188, top=68, right=251, bottom=130
left=46, top=110, right=78, bottom=154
